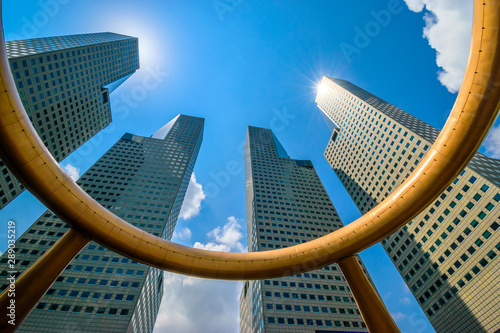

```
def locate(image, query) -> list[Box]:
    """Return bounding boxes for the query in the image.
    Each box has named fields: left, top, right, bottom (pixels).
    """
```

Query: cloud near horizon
left=63, top=164, right=80, bottom=181
left=399, top=297, right=411, bottom=305
left=179, top=173, right=206, bottom=220
left=172, top=227, right=192, bottom=241
left=194, top=216, right=246, bottom=253
left=155, top=217, right=246, bottom=332
left=483, top=125, right=500, bottom=158
left=154, top=273, right=243, bottom=333
left=193, top=242, right=230, bottom=252
left=391, top=312, right=408, bottom=322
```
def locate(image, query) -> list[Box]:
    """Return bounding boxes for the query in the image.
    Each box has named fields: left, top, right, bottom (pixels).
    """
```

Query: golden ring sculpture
left=0, top=1, right=499, bottom=332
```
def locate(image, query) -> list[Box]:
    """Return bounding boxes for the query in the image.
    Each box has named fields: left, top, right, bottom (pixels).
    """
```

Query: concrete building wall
left=239, top=126, right=372, bottom=333
left=316, top=77, right=500, bottom=333
left=0, top=115, right=204, bottom=332
left=0, top=33, right=139, bottom=209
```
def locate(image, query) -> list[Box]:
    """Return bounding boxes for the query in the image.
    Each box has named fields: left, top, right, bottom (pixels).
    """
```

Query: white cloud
left=193, top=216, right=246, bottom=253
left=173, top=227, right=192, bottom=241
left=404, top=0, right=425, bottom=12
left=179, top=173, right=206, bottom=220
left=391, top=312, right=408, bottom=322
left=207, top=216, right=245, bottom=252
left=64, top=164, right=80, bottom=181
left=483, top=125, right=500, bottom=158
left=154, top=272, right=243, bottom=333
left=404, top=0, right=472, bottom=93
left=193, top=242, right=230, bottom=252
left=155, top=218, right=246, bottom=332
left=399, top=297, right=411, bottom=305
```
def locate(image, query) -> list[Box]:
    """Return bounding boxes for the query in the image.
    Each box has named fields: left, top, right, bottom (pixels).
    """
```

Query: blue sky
left=1, top=1, right=497, bottom=332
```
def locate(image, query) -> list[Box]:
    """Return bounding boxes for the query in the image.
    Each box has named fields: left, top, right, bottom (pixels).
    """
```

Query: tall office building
left=316, top=77, right=500, bottom=333
left=0, top=33, right=139, bottom=209
left=0, top=115, right=204, bottom=332
left=239, top=126, right=374, bottom=333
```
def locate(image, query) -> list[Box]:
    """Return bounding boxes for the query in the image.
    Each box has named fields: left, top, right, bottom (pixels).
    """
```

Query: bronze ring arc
left=0, top=0, right=499, bottom=280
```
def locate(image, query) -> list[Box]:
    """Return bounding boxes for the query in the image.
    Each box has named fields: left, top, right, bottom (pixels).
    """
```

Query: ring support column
left=0, top=228, right=90, bottom=333
left=338, top=255, right=400, bottom=333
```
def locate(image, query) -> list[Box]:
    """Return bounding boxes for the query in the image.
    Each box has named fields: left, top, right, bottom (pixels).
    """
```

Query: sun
left=317, top=82, right=329, bottom=95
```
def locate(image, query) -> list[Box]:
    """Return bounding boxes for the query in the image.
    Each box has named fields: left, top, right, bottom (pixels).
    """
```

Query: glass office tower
left=0, top=32, right=139, bottom=210
left=316, top=77, right=500, bottom=333
left=0, top=115, right=204, bottom=332
left=239, top=126, right=373, bottom=333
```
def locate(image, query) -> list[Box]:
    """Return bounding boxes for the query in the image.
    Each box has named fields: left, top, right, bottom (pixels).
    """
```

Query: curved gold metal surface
left=0, top=0, right=499, bottom=280
left=338, top=256, right=400, bottom=333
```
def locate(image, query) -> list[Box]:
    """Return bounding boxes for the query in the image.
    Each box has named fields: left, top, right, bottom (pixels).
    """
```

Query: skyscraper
left=316, top=77, right=500, bottom=333
left=0, top=114, right=204, bottom=332
left=239, top=126, right=374, bottom=333
left=0, top=33, right=139, bottom=210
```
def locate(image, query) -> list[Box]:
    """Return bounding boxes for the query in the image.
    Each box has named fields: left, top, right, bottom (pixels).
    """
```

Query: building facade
left=316, top=77, right=500, bottom=333
left=0, top=115, right=204, bottom=332
left=0, top=32, right=139, bottom=209
left=239, top=126, right=374, bottom=333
